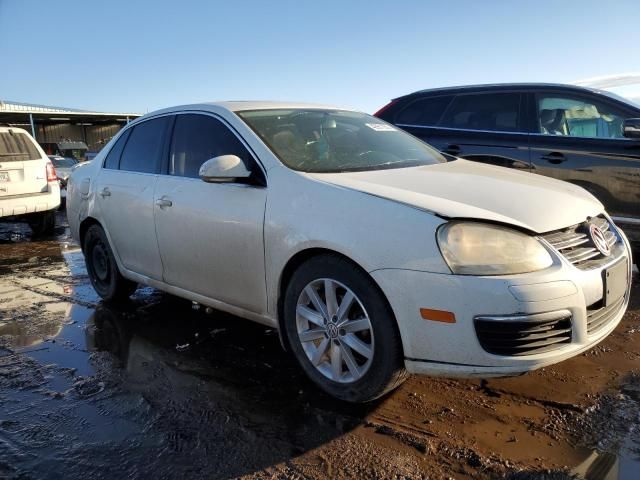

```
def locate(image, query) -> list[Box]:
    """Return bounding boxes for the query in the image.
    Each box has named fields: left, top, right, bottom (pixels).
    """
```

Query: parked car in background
left=0, top=127, right=60, bottom=235
left=67, top=102, right=632, bottom=402
left=48, top=155, right=79, bottom=207
left=375, top=83, right=640, bottom=266
left=40, top=140, right=89, bottom=162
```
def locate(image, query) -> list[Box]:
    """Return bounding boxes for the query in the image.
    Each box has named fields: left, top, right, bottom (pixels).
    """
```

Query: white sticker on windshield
left=365, top=123, right=396, bottom=132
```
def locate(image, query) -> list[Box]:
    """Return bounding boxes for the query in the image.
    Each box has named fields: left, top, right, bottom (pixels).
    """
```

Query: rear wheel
left=83, top=224, right=137, bottom=302
left=283, top=255, right=407, bottom=403
left=28, top=211, right=56, bottom=237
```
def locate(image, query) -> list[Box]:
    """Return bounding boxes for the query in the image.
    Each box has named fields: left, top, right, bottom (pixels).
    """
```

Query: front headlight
left=437, top=222, right=553, bottom=275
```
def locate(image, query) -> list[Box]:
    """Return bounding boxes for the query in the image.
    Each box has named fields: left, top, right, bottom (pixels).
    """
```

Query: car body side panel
left=263, top=166, right=450, bottom=317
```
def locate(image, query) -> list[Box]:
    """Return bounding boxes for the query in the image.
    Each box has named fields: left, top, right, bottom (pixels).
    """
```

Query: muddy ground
left=0, top=212, right=638, bottom=480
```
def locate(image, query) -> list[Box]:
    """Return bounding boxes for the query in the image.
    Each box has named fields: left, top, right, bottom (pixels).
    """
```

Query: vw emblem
left=589, top=224, right=611, bottom=256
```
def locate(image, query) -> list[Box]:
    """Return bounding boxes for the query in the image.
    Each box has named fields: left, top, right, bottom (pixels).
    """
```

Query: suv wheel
left=283, top=255, right=407, bottom=402
left=29, top=211, right=56, bottom=237
left=83, top=225, right=137, bottom=302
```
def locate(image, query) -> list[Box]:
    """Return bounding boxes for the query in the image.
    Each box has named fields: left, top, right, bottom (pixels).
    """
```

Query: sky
left=1, top=0, right=639, bottom=114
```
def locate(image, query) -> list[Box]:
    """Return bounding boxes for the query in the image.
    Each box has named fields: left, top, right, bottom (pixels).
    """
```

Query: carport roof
left=0, top=100, right=140, bottom=117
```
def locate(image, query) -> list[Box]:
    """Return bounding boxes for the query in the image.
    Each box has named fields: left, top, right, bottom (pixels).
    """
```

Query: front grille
left=475, top=313, right=572, bottom=356
left=586, top=295, right=626, bottom=335
left=542, top=216, right=619, bottom=270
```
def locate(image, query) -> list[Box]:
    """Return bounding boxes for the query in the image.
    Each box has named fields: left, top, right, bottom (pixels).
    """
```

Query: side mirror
left=199, top=155, right=251, bottom=183
left=623, top=118, right=640, bottom=139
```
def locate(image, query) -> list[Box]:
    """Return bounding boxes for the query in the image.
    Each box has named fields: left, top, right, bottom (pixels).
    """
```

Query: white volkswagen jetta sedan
left=66, top=102, right=632, bottom=402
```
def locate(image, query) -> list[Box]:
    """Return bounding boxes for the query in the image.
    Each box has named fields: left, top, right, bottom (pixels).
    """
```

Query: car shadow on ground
left=0, top=227, right=379, bottom=478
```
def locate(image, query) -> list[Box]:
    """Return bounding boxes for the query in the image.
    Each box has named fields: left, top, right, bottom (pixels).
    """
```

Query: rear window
left=439, top=93, right=522, bottom=132
left=0, top=131, right=41, bottom=162
left=395, top=95, right=454, bottom=126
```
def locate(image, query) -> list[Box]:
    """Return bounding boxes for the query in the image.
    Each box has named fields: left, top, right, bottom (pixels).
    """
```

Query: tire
left=29, top=211, right=56, bottom=237
left=83, top=224, right=137, bottom=302
left=283, top=255, right=408, bottom=403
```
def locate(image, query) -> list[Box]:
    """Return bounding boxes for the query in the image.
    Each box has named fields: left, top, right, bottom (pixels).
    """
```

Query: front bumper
left=371, top=228, right=632, bottom=378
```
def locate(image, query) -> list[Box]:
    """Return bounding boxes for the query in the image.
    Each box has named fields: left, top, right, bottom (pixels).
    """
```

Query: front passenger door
left=153, top=113, right=268, bottom=314
left=528, top=92, right=640, bottom=222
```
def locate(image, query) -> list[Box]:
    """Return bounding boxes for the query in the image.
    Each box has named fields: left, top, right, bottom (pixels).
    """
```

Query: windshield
left=238, top=109, right=446, bottom=173
left=51, top=157, right=78, bottom=168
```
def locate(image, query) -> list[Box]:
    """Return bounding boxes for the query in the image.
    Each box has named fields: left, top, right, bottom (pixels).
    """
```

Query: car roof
left=0, top=126, right=30, bottom=134
left=141, top=101, right=350, bottom=120
left=398, top=82, right=613, bottom=99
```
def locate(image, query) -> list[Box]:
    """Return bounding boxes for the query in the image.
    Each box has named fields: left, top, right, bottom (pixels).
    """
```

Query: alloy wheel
left=295, top=278, right=374, bottom=383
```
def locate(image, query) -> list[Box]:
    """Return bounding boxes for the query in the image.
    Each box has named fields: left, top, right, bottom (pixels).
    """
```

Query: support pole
left=29, top=113, right=36, bottom=139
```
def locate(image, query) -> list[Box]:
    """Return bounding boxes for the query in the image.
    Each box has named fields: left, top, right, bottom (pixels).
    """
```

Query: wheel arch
left=276, top=248, right=402, bottom=355
left=79, top=216, right=103, bottom=252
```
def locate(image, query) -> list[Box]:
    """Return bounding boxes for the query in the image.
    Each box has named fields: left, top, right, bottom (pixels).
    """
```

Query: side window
left=169, top=114, right=252, bottom=178
left=439, top=93, right=521, bottom=132
left=394, top=95, right=453, bottom=126
left=119, top=116, right=170, bottom=173
left=103, top=128, right=131, bottom=169
left=536, top=94, right=627, bottom=139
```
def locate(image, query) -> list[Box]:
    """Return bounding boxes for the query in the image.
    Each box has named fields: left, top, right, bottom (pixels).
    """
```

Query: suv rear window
left=395, top=95, right=454, bottom=126
left=0, top=131, right=41, bottom=162
left=439, top=93, right=522, bottom=132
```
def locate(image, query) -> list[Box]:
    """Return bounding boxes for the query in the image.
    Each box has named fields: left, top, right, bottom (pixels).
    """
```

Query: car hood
left=308, top=159, right=603, bottom=233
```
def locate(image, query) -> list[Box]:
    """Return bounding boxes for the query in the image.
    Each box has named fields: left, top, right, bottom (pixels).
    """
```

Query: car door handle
left=541, top=152, right=566, bottom=164
left=443, top=144, right=461, bottom=156
left=99, top=187, right=111, bottom=198
left=155, top=197, right=173, bottom=208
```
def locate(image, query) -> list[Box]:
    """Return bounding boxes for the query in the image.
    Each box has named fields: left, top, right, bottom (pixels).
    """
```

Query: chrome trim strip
left=611, top=216, right=640, bottom=225
left=395, top=123, right=635, bottom=141
left=474, top=310, right=572, bottom=323
left=395, top=123, right=527, bottom=136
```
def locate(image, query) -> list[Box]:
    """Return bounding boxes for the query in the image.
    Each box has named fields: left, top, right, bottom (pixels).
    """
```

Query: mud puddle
left=1, top=212, right=639, bottom=479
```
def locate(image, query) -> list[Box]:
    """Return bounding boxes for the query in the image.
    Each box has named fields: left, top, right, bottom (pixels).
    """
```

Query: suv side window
left=103, top=128, right=131, bottom=169
left=439, top=93, right=522, bottom=132
left=119, top=116, right=171, bottom=173
left=536, top=94, right=628, bottom=139
left=169, top=114, right=253, bottom=178
left=395, top=95, right=454, bottom=126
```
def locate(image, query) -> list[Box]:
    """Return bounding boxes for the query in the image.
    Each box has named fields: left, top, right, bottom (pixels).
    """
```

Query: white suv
left=0, top=127, right=60, bottom=235
left=67, top=102, right=632, bottom=402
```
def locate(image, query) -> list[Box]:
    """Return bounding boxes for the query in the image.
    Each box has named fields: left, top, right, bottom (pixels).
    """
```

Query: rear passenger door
left=395, top=92, right=531, bottom=170
left=153, top=113, right=268, bottom=314
left=96, top=115, right=172, bottom=280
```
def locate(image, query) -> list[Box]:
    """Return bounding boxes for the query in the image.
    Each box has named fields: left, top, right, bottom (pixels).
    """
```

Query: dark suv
left=375, top=83, right=640, bottom=264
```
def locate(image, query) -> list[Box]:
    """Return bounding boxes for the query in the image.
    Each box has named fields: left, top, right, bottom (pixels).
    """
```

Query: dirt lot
left=0, top=212, right=639, bottom=479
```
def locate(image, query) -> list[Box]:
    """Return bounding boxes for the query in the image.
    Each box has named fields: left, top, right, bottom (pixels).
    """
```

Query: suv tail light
left=373, top=99, right=398, bottom=118
left=46, top=161, right=58, bottom=183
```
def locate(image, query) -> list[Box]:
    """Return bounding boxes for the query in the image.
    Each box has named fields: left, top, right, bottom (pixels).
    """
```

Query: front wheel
left=283, top=255, right=407, bottom=402
left=83, top=225, right=137, bottom=302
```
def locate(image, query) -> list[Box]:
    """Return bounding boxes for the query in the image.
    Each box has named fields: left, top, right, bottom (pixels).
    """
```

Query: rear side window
left=169, top=114, right=252, bottom=178
left=395, top=95, right=453, bottom=126
left=119, top=116, right=171, bottom=174
left=103, top=129, right=131, bottom=169
left=0, top=131, right=41, bottom=162
left=439, top=93, right=521, bottom=132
